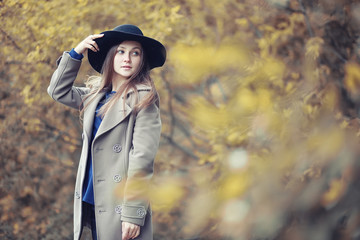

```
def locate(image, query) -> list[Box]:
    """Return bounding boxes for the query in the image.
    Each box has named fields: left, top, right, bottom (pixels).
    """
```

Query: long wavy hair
left=80, top=42, right=159, bottom=119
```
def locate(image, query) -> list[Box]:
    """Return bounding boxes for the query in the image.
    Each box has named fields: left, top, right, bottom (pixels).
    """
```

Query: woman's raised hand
left=74, top=34, right=104, bottom=55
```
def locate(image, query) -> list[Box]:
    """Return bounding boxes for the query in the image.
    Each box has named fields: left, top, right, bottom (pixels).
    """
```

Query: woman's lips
left=122, top=66, right=132, bottom=69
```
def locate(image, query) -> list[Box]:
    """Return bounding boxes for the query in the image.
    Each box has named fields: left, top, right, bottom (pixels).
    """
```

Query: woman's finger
left=88, top=33, right=104, bottom=40
left=122, top=228, right=129, bottom=240
left=92, top=33, right=104, bottom=39
left=133, top=227, right=140, bottom=239
left=85, top=43, right=97, bottom=52
left=88, top=40, right=100, bottom=51
left=128, top=225, right=136, bottom=239
left=130, top=225, right=140, bottom=239
left=122, top=222, right=130, bottom=240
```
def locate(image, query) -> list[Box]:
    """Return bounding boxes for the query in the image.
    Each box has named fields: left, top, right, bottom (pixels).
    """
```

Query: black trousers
left=80, top=201, right=97, bottom=240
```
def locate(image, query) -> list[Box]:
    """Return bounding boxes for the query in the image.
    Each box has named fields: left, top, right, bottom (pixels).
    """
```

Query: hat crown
left=112, top=24, right=144, bottom=36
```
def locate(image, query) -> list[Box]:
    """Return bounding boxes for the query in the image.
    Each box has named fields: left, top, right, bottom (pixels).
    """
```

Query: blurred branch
left=328, top=47, right=347, bottom=64
left=5, top=60, right=51, bottom=66
left=161, top=109, right=210, bottom=153
left=162, top=70, right=176, bottom=138
left=5, top=61, right=23, bottom=65
left=247, top=17, right=263, bottom=38
left=161, top=109, right=191, bottom=137
left=283, top=7, right=304, bottom=14
left=161, top=70, right=207, bottom=155
left=41, top=119, right=82, bottom=150
left=162, top=134, right=198, bottom=160
left=0, top=28, right=22, bottom=51
left=297, top=0, right=314, bottom=37
left=25, top=25, right=37, bottom=42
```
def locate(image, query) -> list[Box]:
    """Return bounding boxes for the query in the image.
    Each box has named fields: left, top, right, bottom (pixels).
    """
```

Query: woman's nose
left=124, top=54, right=131, bottom=62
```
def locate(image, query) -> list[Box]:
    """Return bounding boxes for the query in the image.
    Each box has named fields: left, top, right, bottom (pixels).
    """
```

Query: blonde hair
left=80, top=43, right=158, bottom=119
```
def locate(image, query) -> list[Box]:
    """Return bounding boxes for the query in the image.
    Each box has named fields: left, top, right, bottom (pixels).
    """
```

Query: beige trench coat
left=47, top=52, right=161, bottom=240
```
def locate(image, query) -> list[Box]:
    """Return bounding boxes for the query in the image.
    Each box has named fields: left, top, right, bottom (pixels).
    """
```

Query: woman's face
left=113, top=40, right=142, bottom=81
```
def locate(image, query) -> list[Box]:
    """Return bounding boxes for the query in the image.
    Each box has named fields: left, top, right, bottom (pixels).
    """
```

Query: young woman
left=47, top=24, right=166, bottom=240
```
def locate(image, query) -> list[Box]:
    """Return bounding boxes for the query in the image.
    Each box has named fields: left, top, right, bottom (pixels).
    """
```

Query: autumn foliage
left=1, top=0, right=360, bottom=239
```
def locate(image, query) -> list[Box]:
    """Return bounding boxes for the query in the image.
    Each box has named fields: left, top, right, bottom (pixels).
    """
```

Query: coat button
left=75, top=191, right=80, bottom=199
left=137, top=208, right=146, bottom=217
left=115, top=205, right=122, bottom=214
left=113, top=174, right=122, bottom=183
left=113, top=144, right=122, bottom=153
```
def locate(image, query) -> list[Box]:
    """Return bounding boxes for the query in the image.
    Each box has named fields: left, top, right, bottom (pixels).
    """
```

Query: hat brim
left=88, top=30, right=166, bottom=73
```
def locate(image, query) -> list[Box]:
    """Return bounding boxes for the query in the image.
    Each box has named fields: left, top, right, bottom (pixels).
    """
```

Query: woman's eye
left=117, top=50, right=124, bottom=54
left=132, top=51, right=140, bottom=56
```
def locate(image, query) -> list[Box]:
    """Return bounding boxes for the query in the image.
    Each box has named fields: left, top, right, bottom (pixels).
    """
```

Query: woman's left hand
left=122, top=221, right=140, bottom=240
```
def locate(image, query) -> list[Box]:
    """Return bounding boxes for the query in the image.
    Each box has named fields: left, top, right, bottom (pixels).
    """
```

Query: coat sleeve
left=47, top=51, right=90, bottom=109
left=121, top=92, right=162, bottom=226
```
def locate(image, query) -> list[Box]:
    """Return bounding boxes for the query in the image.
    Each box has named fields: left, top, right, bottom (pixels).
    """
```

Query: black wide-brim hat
left=88, top=24, right=166, bottom=73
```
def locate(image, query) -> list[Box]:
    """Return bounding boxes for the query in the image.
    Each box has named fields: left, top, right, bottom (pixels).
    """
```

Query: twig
left=162, top=134, right=199, bottom=160
left=329, top=47, right=347, bottom=64
left=161, top=70, right=176, bottom=138
left=0, top=28, right=22, bottom=51
left=297, top=0, right=314, bottom=37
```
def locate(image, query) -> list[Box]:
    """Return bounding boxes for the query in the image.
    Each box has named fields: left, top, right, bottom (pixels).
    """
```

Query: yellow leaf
left=262, top=58, right=285, bottom=86
left=170, top=42, right=250, bottom=85
left=190, top=98, right=231, bottom=130
left=305, top=37, right=324, bottom=60
left=233, top=88, right=258, bottom=114
left=21, top=206, right=33, bottom=218
left=226, top=131, right=247, bottom=146
left=13, top=223, right=19, bottom=234
left=306, top=128, right=344, bottom=159
left=218, top=173, right=249, bottom=200
left=150, top=180, right=184, bottom=211
left=235, top=18, right=249, bottom=28
left=344, top=62, right=360, bottom=97
left=321, top=179, right=346, bottom=207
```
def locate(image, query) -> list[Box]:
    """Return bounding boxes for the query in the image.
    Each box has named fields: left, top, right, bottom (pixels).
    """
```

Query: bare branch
left=162, top=134, right=199, bottom=160
left=161, top=69, right=176, bottom=138
left=297, top=0, right=314, bottom=37
left=0, top=28, right=22, bottom=51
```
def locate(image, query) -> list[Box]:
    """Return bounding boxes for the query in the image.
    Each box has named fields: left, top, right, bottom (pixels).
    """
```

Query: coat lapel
left=87, top=84, right=151, bottom=142
left=94, top=96, right=132, bottom=141
left=83, top=92, right=106, bottom=140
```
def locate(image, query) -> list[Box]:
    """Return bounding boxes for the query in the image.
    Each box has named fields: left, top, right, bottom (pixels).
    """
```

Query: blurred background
left=1, top=0, right=360, bottom=239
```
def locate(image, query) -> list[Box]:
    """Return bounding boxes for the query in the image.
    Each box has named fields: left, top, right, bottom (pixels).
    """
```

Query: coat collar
left=122, top=84, right=152, bottom=98
left=83, top=84, right=151, bottom=141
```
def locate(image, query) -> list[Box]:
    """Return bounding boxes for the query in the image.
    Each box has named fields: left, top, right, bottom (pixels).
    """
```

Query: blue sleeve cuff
left=69, top=48, right=84, bottom=60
